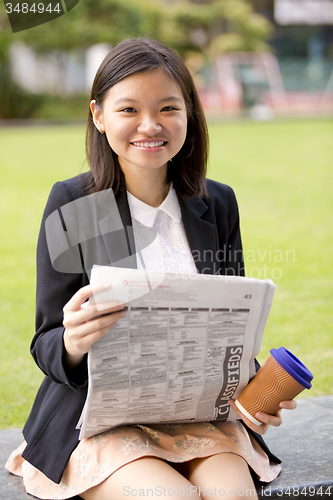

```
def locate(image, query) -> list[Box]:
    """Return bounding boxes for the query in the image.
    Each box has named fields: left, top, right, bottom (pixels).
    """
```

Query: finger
left=229, top=400, right=272, bottom=435
left=80, top=300, right=124, bottom=312
left=84, top=301, right=126, bottom=317
left=69, top=309, right=126, bottom=338
left=64, top=302, right=126, bottom=329
left=63, top=283, right=111, bottom=313
left=279, top=400, right=297, bottom=410
left=255, top=411, right=282, bottom=428
left=229, top=399, right=244, bottom=419
left=83, top=310, right=127, bottom=351
left=229, top=400, right=265, bottom=431
left=65, top=310, right=127, bottom=355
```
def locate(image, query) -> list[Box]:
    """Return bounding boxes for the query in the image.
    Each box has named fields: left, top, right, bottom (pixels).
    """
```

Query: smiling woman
left=85, top=38, right=208, bottom=202
left=5, top=37, right=296, bottom=500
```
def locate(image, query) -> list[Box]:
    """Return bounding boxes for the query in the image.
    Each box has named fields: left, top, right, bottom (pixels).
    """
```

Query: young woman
left=6, top=38, right=296, bottom=500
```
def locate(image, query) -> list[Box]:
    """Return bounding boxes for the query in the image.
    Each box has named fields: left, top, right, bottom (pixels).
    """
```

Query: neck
left=121, top=164, right=170, bottom=207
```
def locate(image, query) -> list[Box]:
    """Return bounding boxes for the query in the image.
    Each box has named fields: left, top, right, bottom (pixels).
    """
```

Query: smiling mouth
left=131, top=141, right=167, bottom=148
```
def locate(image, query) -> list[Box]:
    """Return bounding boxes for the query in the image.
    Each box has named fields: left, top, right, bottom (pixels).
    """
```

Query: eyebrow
left=114, top=96, right=183, bottom=105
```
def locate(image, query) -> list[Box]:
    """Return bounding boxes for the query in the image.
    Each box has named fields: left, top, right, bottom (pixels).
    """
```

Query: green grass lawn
left=0, top=118, right=332, bottom=429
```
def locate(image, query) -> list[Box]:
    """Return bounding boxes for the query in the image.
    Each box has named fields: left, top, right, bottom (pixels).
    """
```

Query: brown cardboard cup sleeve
left=235, top=347, right=313, bottom=426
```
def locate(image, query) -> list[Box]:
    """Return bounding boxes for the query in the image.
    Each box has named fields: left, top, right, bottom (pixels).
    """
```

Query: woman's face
left=91, top=69, right=188, bottom=178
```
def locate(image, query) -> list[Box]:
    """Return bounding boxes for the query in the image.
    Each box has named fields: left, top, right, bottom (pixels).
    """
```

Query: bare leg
left=80, top=456, right=201, bottom=500
left=188, top=453, right=258, bottom=500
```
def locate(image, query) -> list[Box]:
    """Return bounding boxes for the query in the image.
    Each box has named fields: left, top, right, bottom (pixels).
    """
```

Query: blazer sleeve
left=31, top=181, right=88, bottom=390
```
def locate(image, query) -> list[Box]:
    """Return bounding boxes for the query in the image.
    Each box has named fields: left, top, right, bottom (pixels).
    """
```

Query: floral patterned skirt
left=5, top=421, right=281, bottom=500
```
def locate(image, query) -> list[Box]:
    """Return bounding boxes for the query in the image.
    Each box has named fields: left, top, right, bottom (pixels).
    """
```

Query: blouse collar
left=127, top=184, right=181, bottom=228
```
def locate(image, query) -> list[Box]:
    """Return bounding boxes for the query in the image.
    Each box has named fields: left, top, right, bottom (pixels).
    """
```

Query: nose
left=137, top=114, right=162, bottom=135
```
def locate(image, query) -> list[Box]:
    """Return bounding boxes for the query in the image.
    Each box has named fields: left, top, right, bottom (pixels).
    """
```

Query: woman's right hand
left=63, top=283, right=126, bottom=369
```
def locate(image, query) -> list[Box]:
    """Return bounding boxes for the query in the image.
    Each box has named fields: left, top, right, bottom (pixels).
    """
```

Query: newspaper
left=77, top=266, right=276, bottom=440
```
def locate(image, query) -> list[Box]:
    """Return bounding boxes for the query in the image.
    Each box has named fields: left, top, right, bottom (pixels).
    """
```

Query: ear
left=90, top=100, right=104, bottom=133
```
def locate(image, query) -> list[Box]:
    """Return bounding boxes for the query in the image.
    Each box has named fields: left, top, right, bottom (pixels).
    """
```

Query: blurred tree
left=0, top=0, right=272, bottom=117
left=167, top=0, right=273, bottom=58
left=1, top=0, right=272, bottom=56
left=1, top=0, right=166, bottom=52
left=163, top=0, right=273, bottom=88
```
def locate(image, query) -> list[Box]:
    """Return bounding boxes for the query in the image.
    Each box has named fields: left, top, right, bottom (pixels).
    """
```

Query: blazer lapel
left=98, top=187, right=137, bottom=269
left=178, top=194, right=218, bottom=275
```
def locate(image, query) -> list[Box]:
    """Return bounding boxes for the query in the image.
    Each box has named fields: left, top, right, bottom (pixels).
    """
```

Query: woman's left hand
left=229, top=399, right=297, bottom=435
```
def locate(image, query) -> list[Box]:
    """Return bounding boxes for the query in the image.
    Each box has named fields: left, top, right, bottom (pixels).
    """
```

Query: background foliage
left=0, top=0, right=272, bottom=118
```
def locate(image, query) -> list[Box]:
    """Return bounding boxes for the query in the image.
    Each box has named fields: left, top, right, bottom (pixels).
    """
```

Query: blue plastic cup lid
left=270, top=347, right=313, bottom=389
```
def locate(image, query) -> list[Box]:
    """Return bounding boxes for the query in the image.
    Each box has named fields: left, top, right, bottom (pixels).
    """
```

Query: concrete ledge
left=0, top=428, right=32, bottom=500
left=258, top=396, right=333, bottom=499
left=1, top=396, right=332, bottom=499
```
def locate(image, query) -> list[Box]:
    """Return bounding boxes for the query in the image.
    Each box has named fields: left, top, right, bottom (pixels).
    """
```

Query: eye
left=161, top=106, right=177, bottom=112
left=121, top=107, right=136, bottom=113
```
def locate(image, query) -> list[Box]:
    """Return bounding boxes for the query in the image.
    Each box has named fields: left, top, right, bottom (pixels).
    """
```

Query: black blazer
left=22, top=172, right=280, bottom=484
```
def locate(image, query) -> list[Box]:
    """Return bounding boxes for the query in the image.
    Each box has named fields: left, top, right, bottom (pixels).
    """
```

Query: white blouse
left=127, top=184, right=198, bottom=275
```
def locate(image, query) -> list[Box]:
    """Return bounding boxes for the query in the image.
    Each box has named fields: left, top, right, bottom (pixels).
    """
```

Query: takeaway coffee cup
left=235, top=347, right=313, bottom=426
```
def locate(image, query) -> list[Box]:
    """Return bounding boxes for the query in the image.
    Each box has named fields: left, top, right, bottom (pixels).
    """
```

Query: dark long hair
left=85, top=38, right=209, bottom=197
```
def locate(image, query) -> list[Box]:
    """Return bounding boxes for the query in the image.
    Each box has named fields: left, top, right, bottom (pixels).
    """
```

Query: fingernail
left=102, top=283, right=111, bottom=289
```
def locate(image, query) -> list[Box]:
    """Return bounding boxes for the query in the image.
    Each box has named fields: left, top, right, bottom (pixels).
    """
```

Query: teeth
left=133, top=141, right=165, bottom=148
